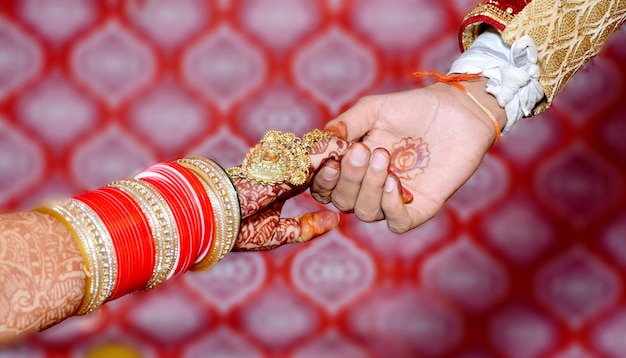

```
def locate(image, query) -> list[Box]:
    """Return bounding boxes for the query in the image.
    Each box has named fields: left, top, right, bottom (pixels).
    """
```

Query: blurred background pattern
left=1, top=0, right=626, bottom=357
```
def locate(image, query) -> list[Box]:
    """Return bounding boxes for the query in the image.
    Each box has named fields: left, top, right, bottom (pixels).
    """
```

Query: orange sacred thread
left=414, top=71, right=501, bottom=146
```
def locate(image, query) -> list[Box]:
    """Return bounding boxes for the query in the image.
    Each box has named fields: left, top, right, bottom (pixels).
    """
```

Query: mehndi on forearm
left=0, top=211, right=85, bottom=345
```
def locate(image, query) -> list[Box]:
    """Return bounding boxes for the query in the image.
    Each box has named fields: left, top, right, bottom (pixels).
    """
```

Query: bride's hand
left=228, top=130, right=349, bottom=251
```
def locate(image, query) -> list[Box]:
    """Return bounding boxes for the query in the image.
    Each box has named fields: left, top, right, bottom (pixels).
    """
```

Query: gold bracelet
left=35, top=205, right=99, bottom=315
left=37, top=199, right=117, bottom=315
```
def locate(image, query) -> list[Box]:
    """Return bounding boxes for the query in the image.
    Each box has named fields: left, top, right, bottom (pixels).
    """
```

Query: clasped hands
left=229, top=124, right=415, bottom=252
left=232, top=80, right=504, bottom=251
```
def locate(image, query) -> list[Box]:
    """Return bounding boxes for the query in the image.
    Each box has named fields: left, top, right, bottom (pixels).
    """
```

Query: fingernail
left=371, top=151, right=388, bottom=171
left=384, top=177, right=396, bottom=192
left=320, top=211, right=340, bottom=230
left=402, top=187, right=414, bottom=204
left=300, top=211, right=340, bottom=241
left=349, top=147, right=368, bottom=167
left=322, top=166, right=338, bottom=180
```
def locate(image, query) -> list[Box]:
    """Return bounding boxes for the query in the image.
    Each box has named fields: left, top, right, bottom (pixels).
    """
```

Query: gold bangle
left=37, top=199, right=117, bottom=315
left=177, top=158, right=226, bottom=271
left=200, top=158, right=240, bottom=257
left=177, top=158, right=233, bottom=270
left=35, top=206, right=99, bottom=315
left=196, top=181, right=226, bottom=271
left=66, top=199, right=117, bottom=314
left=177, top=157, right=241, bottom=270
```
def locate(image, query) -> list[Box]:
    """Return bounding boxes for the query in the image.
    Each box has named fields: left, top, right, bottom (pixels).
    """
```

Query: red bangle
left=76, top=187, right=154, bottom=300
left=39, top=157, right=227, bottom=312
left=149, top=164, right=199, bottom=272
left=145, top=164, right=200, bottom=274
left=139, top=174, right=192, bottom=277
left=160, top=162, right=214, bottom=264
left=136, top=161, right=214, bottom=276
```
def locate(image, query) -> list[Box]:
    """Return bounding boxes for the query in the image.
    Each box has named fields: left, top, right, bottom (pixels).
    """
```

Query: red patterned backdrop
left=1, top=0, right=626, bottom=357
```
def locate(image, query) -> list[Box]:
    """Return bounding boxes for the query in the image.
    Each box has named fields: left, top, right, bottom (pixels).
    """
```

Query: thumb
left=233, top=195, right=340, bottom=251
left=308, top=135, right=350, bottom=170
left=290, top=210, right=340, bottom=243
left=268, top=210, right=339, bottom=247
left=325, top=96, right=379, bottom=141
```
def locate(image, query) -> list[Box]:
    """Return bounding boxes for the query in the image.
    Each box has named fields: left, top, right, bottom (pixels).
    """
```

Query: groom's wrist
left=460, top=77, right=507, bottom=131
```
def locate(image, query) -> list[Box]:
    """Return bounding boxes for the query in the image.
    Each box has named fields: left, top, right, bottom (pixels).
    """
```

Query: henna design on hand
left=389, top=137, right=430, bottom=180
left=309, top=136, right=347, bottom=165
left=235, top=204, right=332, bottom=252
left=232, top=132, right=349, bottom=251
left=235, top=201, right=283, bottom=251
left=234, top=134, right=349, bottom=220
left=234, top=178, right=293, bottom=219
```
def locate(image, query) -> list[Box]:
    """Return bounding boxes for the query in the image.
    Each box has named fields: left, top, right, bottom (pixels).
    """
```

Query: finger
left=310, top=159, right=340, bottom=204
left=325, top=95, right=380, bottom=141
left=235, top=210, right=340, bottom=251
left=331, top=143, right=370, bottom=212
left=308, top=135, right=350, bottom=169
left=380, top=173, right=423, bottom=234
left=276, top=210, right=340, bottom=244
left=353, top=148, right=390, bottom=222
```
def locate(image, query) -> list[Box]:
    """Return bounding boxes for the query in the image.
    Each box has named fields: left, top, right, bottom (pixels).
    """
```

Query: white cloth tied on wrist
left=448, top=29, right=544, bottom=133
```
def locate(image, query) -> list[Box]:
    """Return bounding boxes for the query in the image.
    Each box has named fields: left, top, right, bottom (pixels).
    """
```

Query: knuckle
left=386, top=214, right=415, bottom=234
left=310, top=192, right=332, bottom=204
left=357, top=94, right=379, bottom=107
left=310, top=175, right=337, bottom=194
left=320, top=179, right=338, bottom=190
left=342, top=175, right=363, bottom=185
left=356, top=94, right=383, bottom=116
left=388, top=222, right=411, bottom=234
left=339, top=167, right=367, bottom=184
left=330, top=195, right=354, bottom=212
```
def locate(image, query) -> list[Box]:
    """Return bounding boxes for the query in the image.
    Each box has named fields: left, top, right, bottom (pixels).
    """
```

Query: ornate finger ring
left=227, top=129, right=331, bottom=186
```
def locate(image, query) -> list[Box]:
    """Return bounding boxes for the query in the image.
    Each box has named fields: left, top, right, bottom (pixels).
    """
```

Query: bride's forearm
left=0, top=132, right=347, bottom=345
left=0, top=212, right=85, bottom=345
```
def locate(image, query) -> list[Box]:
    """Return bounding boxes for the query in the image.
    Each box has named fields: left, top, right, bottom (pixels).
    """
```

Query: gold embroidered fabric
left=461, top=2, right=517, bottom=51
left=462, top=0, right=626, bottom=114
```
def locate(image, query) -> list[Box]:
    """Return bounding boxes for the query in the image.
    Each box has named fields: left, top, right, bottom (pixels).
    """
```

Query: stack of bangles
left=35, top=156, right=241, bottom=315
